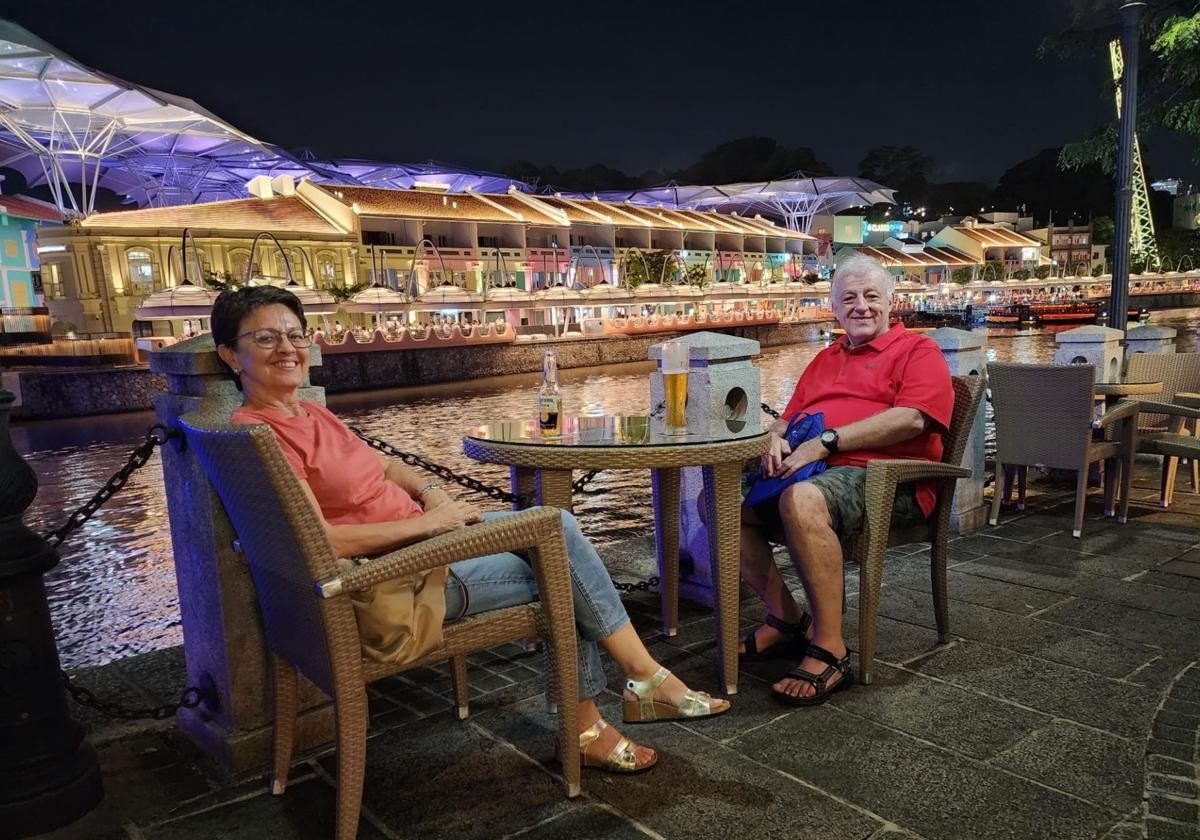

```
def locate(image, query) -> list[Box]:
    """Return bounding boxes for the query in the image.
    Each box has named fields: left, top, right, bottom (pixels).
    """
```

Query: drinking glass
left=662, top=340, right=689, bottom=435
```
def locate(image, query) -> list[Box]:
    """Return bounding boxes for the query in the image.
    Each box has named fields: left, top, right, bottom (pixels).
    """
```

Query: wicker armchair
left=1125, top=352, right=1200, bottom=506
left=180, top=417, right=581, bottom=840
left=847, top=374, right=984, bottom=686
left=987, top=363, right=1139, bottom=539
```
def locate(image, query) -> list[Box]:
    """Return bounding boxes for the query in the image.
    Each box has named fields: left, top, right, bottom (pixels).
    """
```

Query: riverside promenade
left=48, top=459, right=1200, bottom=840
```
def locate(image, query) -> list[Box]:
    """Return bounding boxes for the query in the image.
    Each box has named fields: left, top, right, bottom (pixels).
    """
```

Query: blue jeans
left=443, top=509, right=630, bottom=700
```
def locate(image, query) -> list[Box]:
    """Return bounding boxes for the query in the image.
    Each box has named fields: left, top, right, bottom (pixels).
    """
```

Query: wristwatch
left=819, top=429, right=840, bottom=455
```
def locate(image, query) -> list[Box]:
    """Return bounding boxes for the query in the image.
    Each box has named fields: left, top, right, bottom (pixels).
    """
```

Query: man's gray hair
left=831, top=253, right=895, bottom=298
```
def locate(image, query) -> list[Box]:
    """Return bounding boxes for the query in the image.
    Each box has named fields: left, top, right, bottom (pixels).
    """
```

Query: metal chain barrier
left=40, top=423, right=214, bottom=721
left=62, top=672, right=206, bottom=721
left=349, top=426, right=603, bottom=503
left=43, top=424, right=177, bottom=550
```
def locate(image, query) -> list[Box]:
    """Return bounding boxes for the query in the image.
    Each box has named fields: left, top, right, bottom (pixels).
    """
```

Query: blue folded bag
left=743, top=411, right=828, bottom=507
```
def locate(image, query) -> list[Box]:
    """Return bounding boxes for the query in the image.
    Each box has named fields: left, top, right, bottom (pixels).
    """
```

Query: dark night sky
left=5, top=0, right=1198, bottom=186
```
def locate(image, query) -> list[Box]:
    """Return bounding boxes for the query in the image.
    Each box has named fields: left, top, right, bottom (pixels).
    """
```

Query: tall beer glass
left=662, top=340, right=689, bottom=435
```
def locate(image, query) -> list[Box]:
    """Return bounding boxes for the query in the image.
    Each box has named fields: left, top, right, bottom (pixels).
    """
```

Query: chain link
left=610, top=575, right=660, bottom=593
left=761, top=402, right=780, bottom=419
left=349, top=427, right=603, bottom=504
left=43, top=424, right=177, bottom=550
left=62, top=671, right=207, bottom=721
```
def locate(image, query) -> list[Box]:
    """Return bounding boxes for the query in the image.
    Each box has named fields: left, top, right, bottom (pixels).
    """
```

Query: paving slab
left=508, top=804, right=651, bottom=840
left=477, top=696, right=884, bottom=840
left=1033, top=597, right=1200, bottom=656
left=954, top=534, right=1155, bottom=579
left=885, top=565, right=1068, bottom=614
left=829, top=662, right=1049, bottom=760
left=906, top=640, right=1159, bottom=738
left=988, top=720, right=1143, bottom=812
left=731, top=704, right=1117, bottom=840
left=341, top=713, right=576, bottom=840
left=142, top=778, right=388, bottom=839
left=858, top=585, right=1161, bottom=678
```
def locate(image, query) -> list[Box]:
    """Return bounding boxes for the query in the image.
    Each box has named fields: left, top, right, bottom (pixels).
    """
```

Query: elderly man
left=739, top=253, right=953, bottom=705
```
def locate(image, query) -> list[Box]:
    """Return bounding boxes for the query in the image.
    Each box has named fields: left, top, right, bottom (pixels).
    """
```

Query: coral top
left=230, top=401, right=423, bottom=526
left=781, top=324, right=954, bottom=517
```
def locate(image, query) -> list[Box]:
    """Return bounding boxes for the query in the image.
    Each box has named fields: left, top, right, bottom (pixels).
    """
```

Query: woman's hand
left=421, top=500, right=484, bottom=537
left=420, top=488, right=454, bottom=511
left=761, top=432, right=792, bottom=478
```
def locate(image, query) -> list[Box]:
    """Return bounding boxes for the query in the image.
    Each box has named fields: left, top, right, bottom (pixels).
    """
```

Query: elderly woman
left=212, top=286, right=728, bottom=775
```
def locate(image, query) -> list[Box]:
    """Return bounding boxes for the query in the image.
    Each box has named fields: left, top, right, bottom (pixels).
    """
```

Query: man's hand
left=762, top=432, right=792, bottom=477
left=420, top=488, right=454, bottom=511
left=777, top=436, right=828, bottom=480
left=421, top=500, right=484, bottom=537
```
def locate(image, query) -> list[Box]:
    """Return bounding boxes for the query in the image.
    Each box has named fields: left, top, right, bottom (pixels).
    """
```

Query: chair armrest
left=1094, top=399, right=1141, bottom=430
left=863, top=459, right=972, bottom=486
left=1176, top=392, right=1200, bottom=408
left=1121, top=399, right=1200, bottom=420
left=315, top=506, right=564, bottom=599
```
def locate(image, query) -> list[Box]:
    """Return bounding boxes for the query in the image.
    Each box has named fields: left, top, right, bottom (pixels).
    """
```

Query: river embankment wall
left=6, top=321, right=829, bottom=419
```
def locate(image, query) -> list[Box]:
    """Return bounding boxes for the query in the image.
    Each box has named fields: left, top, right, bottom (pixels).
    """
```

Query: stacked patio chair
left=987, top=362, right=1139, bottom=539
left=848, top=374, right=985, bottom=685
left=1125, top=351, right=1200, bottom=506
left=181, top=416, right=581, bottom=840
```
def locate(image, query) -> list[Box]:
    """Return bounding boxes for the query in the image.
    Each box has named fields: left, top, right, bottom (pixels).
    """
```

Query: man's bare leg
left=774, top=482, right=849, bottom=699
left=738, top=506, right=808, bottom=655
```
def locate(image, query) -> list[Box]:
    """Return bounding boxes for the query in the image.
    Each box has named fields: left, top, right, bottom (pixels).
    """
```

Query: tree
left=1048, top=3, right=1200, bottom=172
left=1091, top=215, right=1115, bottom=245
left=858, top=146, right=934, bottom=206
left=675, top=137, right=832, bottom=184
left=992, top=148, right=1113, bottom=220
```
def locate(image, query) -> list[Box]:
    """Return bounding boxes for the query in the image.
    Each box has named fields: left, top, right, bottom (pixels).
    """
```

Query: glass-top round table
left=463, top=414, right=771, bottom=695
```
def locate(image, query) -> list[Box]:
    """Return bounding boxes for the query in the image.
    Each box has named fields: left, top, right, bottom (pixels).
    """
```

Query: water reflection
left=18, top=310, right=1200, bottom=668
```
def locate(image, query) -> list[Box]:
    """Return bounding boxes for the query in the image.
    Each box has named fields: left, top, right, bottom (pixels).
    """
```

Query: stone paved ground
left=43, top=458, right=1200, bottom=840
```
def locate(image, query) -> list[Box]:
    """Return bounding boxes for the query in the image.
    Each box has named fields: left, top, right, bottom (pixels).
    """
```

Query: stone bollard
left=927, top=328, right=988, bottom=534
left=1054, top=325, right=1124, bottom=382
left=150, top=336, right=334, bottom=773
left=649, top=332, right=761, bottom=608
left=1124, top=324, right=1177, bottom=361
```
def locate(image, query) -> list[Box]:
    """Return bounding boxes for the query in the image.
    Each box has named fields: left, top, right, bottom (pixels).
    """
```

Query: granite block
left=1032, top=598, right=1200, bottom=657
left=907, top=641, right=1158, bottom=738
left=732, top=705, right=1116, bottom=840
left=477, top=697, right=882, bottom=840
left=988, top=721, right=1143, bottom=811
left=143, top=778, right=386, bottom=839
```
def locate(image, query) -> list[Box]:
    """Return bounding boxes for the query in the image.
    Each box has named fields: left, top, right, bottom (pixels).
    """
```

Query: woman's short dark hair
left=210, top=285, right=306, bottom=348
left=210, top=286, right=306, bottom=389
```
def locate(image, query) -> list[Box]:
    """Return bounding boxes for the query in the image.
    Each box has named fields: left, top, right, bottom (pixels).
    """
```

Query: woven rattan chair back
left=987, top=362, right=1096, bottom=470
left=181, top=416, right=356, bottom=696
left=943, top=375, right=985, bottom=468
left=1127, top=351, right=1200, bottom=431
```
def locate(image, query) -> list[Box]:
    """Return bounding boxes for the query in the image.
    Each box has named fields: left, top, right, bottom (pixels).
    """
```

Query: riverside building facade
left=34, top=176, right=819, bottom=336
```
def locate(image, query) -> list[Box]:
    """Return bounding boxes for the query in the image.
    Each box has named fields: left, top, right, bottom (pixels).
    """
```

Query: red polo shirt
left=782, top=323, right=953, bottom=517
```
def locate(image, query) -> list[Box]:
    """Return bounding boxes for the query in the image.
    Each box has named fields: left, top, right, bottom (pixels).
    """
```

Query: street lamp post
left=0, top=388, right=103, bottom=836
left=1111, top=1, right=1146, bottom=333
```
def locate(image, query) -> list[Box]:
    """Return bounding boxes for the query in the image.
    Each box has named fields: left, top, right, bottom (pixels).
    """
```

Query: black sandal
left=739, top=613, right=812, bottom=662
left=770, top=642, right=855, bottom=707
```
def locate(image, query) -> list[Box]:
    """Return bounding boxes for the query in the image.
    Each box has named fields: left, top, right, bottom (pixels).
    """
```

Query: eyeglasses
left=236, top=328, right=314, bottom=349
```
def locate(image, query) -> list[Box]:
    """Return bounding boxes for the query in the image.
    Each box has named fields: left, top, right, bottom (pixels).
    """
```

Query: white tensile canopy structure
left=0, top=20, right=528, bottom=213
left=132, top=280, right=219, bottom=321
left=591, top=175, right=896, bottom=233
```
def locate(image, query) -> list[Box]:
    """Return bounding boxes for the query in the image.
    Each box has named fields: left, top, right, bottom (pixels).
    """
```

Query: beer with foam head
left=661, top=341, right=689, bottom=435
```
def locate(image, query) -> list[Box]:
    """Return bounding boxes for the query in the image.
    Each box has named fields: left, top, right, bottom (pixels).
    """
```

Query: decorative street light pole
left=1110, top=0, right=1146, bottom=333
left=0, top=388, right=103, bottom=836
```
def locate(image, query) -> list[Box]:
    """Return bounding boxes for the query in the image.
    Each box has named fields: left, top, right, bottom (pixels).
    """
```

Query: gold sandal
left=578, top=718, right=657, bottom=774
left=622, top=667, right=731, bottom=723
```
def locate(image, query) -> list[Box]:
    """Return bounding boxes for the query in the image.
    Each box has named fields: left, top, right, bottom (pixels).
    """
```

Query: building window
left=316, top=251, right=342, bottom=286
left=43, top=263, right=63, bottom=298
left=228, top=249, right=262, bottom=282
left=126, top=249, right=159, bottom=295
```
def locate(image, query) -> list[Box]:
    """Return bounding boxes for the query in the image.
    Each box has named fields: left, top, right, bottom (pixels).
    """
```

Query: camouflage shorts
left=751, top=465, right=925, bottom=541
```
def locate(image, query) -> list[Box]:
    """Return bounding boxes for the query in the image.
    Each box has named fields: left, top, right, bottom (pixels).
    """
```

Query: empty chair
left=1125, top=351, right=1200, bottom=505
left=988, top=362, right=1138, bottom=538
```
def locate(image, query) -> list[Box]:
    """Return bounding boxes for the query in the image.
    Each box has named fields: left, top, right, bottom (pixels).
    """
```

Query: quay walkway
left=48, top=457, right=1200, bottom=840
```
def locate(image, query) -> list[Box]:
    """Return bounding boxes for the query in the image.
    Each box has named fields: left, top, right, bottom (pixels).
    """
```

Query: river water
left=15, top=311, right=1200, bottom=669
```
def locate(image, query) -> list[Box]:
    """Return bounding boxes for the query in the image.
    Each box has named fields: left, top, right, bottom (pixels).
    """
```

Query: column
left=150, top=337, right=334, bottom=772
left=928, top=327, right=988, bottom=533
